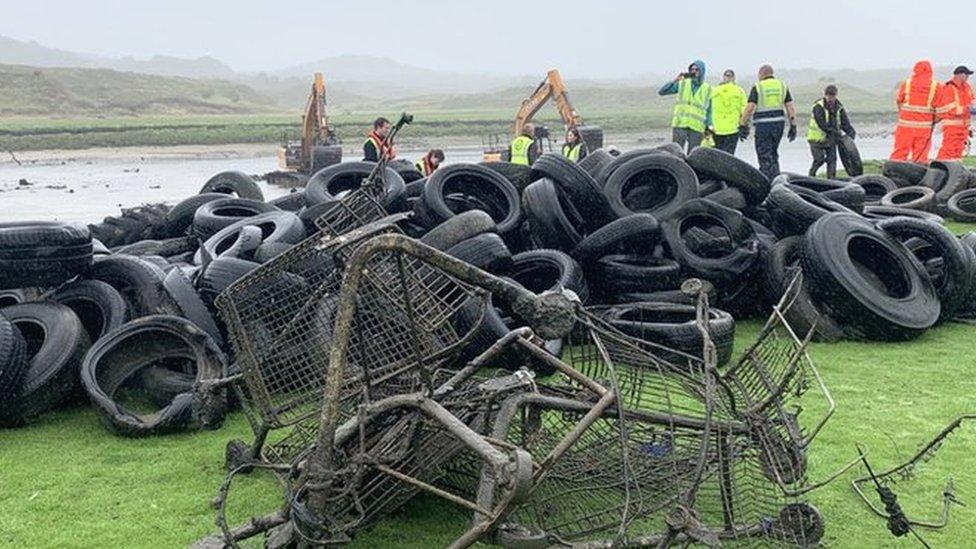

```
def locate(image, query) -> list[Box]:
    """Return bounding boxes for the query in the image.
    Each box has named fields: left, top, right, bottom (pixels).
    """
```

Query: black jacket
left=812, top=99, right=855, bottom=139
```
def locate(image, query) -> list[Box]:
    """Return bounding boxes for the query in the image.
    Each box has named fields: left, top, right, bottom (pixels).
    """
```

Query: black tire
left=48, top=280, right=129, bottom=342
left=80, top=315, right=228, bottom=436
left=0, top=222, right=93, bottom=290
left=310, top=145, right=343, bottom=172
left=609, top=285, right=718, bottom=306
left=112, top=236, right=198, bottom=259
left=0, top=302, right=90, bottom=424
left=661, top=199, right=761, bottom=284
left=861, top=205, right=945, bottom=225
left=604, top=153, right=699, bottom=219
left=198, top=211, right=306, bottom=267
left=882, top=160, right=928, bottom=186
left=297, top=201, right=341, bottom=234
left=571, top=213, right=661, bottom=263
left=420, top=210, right=496, bottom=251
left=836, top=135, right=863, bottom=176
left=917, top=168, right=947, bottom=192
left=776, top=173, right=866, bottom=212
left=88, top=255, right=181, bottom=317
left=509, top=250, right=588, bottom=304
left=196, top=258, right=261, bottom=308
left=876, top=217, right=975, bottom=322
left=163, top=268, right=224, bottom=345
left=445, top=233, right=513, bottom=275
left=0, top=315, right=28, bottom=423
left=200, top=171, right=264, bottom=201
left=0, top=288, right=38, bottom=309
left=254, top=242, right=294, bottom=263
left=931, top=160, right=973, bottom=204
left=801, top=213, right=939, bottom=340
left=593, top=255, right=682, bottom=295
left=851, top=175, right=898, bottom=204
left=421, top=163, right=523, bottom=235
left=404, top=178, right=427, bottom=199
left=761, top=236, right=845, bottom=342
left=605, top=302, right=735, bottom=367
left=947, top=189, right=976, bottom=222
left=192, top=198, right=279, bottom=243
left=388, top=158, right=424, bottom=183
left=521, top=179, right=585, bottom=252
left=163, top=193, right=227, bottom=237
left=480, top=162, right=533, bottom=193
left=880, top=186, right=936, bottom=211
left=267, top=190, right=308, bottom=212
left=687, top=147, right=770, bottom=205
left=531, top=153, right=615, bottom=229
left=597, top=148, right=659, bottom=183
left=765, top=184, right=852, bottom=238
left=305, top=161, right=405, bottom=211
left=705, top=187, right=748, bottom=210
left=577, top=148, right=614, bottom=184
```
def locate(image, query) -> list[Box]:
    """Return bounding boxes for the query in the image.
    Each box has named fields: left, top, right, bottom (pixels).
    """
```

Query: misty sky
left=1, top=0, right=971, bottom=78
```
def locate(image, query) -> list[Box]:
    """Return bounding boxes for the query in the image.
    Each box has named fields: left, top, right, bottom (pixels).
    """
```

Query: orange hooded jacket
left=895, top=61, right=942, bottom=129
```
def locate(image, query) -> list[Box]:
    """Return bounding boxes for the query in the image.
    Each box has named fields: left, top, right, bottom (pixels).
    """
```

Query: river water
left=0, top=135, right=905, bottom=224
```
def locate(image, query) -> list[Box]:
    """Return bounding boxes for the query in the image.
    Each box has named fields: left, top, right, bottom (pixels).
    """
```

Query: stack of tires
left=874, top=159, right=976, bottom=222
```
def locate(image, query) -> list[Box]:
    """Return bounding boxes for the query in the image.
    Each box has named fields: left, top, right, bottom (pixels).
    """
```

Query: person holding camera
left=659, top=60, right=712, bottom=154
left=807, top=85, right=855, bottom=178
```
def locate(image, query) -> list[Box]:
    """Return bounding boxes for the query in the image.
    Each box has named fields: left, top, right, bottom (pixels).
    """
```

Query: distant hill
left=0, top=64, right=280, bottom=117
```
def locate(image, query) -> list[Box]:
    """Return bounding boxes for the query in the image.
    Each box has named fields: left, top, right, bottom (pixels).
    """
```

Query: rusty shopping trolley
left=211, top=219, right=839, bottom=547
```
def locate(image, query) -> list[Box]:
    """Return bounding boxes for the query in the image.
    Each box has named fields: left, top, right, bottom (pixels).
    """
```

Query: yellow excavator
left=483, top=68, right=603, bottom=162
left=269, top=72, right=342, bottom=185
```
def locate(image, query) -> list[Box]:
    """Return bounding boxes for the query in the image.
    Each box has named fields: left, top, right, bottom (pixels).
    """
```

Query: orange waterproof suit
left=890, top=61, right=942, bottom=163
left=936, top=79, right=973, bottom=160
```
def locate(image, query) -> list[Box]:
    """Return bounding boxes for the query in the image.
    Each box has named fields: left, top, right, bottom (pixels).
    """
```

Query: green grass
left=3, top=315, right=976, bottom=548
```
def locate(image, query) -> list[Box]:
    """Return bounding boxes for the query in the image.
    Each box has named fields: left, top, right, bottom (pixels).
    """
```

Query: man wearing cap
left=936, top=65, right=975, bottom=161
left=807, top=85, right=856, bottom=178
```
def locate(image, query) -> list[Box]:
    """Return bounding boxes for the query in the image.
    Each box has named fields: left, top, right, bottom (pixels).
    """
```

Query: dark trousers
left=754, top=122, right=784, bottom=181
left=672, top=127, right=702, bottom=154
left=808, top=139, right=837, bottom=178
left=713, top=133, right=738, bottom=154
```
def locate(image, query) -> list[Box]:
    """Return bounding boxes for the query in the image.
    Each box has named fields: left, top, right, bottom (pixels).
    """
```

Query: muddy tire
left=604, top=302, right=735, bottom=367
left=268, top=190, right=307, bottom=212
left=662, top=199, right=761, bottom=284
left=305, top=161, right=405, bottom=211
left=851, top=174, right=898, bottom=204
left=531, top=153, right=615, bottom=229
left=200, top=171, right=264, bottom=201
left=480, top=162, right=533, bottom=193
left=0, top=222, right=93, bottom=290
left=801, top=213, right=939, bottom=340
left=80, top=315, right=228, bottom=436
left=593, top=255, right=682, bottom=295
left=445, top=233, right=513, bottom=275
left=876, top=216, right=975, bottom=322
left=861, top=205, right=944, bottom=224
left=521, top=179, right=584, bottom=252
left=765, top=184, right=852, bottom=238
left=163, top=268, right=224, bottom=345
left=880, top=186, right=936, bottom=211
left=571, top=213, right=661, bottom=263
left=196, top=258, right=261, bottom=308
left=0, top=302, right=90, bottom=424
left=88, top=255, right=181, bottom=318
left=836, top=135, right=863, bottom=176
left=420, top=163, right=522, bottom=235
left=198, top=211, right=305, bottom=267
left=193, top=198, right=279, bottom=242
left=947, top=189, right=976, bottom=222
left=420, top=210, right=496, bottom=251
left=0, top=315, right=28, bottom=423
left=162, top=193, right=227, bottom=237
left=882, top=160, right=927, bottom=187
left=604, top=153, right=699, bottom=220
left=687, top=147, right=770, bottom=205
left=48, top=280, right=129, bottom=342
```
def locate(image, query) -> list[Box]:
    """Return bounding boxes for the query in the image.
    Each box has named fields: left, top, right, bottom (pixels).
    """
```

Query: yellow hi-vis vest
left=510, top=135, right=534, bottom=165
left=672, top=78, right=711, bottom=133
left=710, top=82, right=747, bottom=135
left=562, top=142, right=582, bottom=162
left=753, top=78, right=787, bottom=124
left=806, top=99, right=846, bottom=143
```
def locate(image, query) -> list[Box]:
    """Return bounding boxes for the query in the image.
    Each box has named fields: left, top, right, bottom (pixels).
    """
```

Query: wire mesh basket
left=216, top=220, right=490, bottom=466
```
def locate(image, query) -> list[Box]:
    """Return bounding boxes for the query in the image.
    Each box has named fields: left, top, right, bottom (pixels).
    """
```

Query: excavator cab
left=483, top=69, right=601, bottom=163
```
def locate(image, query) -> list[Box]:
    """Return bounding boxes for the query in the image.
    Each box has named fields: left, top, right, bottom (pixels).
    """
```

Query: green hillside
left=0, top=64, right=281, bottom=117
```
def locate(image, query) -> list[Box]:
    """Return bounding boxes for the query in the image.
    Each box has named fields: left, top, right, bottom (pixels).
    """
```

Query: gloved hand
left=788, top=123, right=798, bottom=142
left=738, top=124, right=750, bottom=141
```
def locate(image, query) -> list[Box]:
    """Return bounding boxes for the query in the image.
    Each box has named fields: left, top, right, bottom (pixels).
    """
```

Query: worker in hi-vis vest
left=363, top=117, right=396, bottom=161
left=659, top=59, right=712, bottom=154
left=739, top=64, right=797, bottom=181
left=510, top=123, right=539, bottom=166
left=414, top=149, right=444, bottom=176
left=561, top=127, right=587, bottom=162
left=709, top=69, right=747, bottom=154
left=806, top=84, right=856, bottom=178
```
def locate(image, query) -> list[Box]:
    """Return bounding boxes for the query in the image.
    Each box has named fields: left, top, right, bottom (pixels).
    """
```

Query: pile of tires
left=5, top=154, right=976, bottom=436
left=876, top=159, right=976, bottom=222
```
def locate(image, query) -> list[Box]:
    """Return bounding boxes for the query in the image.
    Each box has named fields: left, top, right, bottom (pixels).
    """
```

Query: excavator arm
left=513, top=69, right=583, bottom=136
left=300, top=72, right=333, bottom=163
